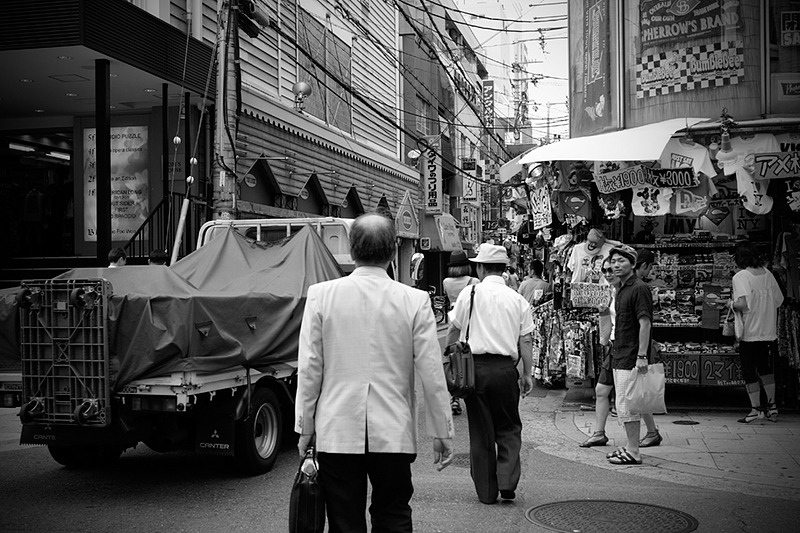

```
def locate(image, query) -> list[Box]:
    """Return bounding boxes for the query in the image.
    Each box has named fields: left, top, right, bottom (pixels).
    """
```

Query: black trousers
left=464, top=354, right=522, bottom=504
left=317, top=452, right=416, bottom=533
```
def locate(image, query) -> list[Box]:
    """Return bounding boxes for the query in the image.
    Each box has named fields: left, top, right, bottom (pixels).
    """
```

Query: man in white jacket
left=295, top=213, right=454, bottom=533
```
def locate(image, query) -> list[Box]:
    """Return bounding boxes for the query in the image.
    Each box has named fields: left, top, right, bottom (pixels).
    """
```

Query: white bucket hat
left=470, top=243, right=509, bottom=265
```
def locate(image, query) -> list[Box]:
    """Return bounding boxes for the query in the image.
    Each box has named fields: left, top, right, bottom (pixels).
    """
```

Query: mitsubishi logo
left=211, top=430, right=220, bottom=439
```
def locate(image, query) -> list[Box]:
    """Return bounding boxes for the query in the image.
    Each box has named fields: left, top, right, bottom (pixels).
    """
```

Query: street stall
left=501, top=117, right=800, bottom=407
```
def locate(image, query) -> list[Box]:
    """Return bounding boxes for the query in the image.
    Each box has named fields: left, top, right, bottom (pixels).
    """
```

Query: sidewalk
left=532, top=383, right=800, bottom=501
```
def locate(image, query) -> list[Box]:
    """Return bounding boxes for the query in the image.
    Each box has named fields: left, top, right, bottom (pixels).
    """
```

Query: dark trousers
left=464, top=354, right=522, bottom=504
left=739, top=340, right=774, bottom=384
left=317, top=452, right=416, bottom=533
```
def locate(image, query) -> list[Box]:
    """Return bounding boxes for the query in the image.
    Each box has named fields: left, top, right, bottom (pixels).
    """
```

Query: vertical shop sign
left=422, top=136, right=442, bottom=214
left=640, top=0, right=741, bottom=50
left=83, top=126, right=149, bottom=242
left=582, top=0, right=611, bottom=129
left=461, top=203, right=478, bottom=244
left=482, top=80, right=495, bottom=129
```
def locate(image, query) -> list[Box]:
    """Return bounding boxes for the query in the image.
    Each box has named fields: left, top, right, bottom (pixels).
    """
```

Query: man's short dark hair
left=148, top=250, right=169, bottom=265
left=349, top=213, right=396, bottom=265
left=108, top=247, right=127, bottom=263
left=531, top=259, right=544, bottom=277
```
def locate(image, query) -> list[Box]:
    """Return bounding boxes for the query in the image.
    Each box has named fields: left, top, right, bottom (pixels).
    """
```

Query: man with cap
left=606, top=244, right=653, bottom=465
left=445, top=243, right=535, bottom=504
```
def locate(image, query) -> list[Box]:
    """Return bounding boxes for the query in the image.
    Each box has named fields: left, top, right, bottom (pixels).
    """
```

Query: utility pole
left=212, top=0, right=238, bottom=220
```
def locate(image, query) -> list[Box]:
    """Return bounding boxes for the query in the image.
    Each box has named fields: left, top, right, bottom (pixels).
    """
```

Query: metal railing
left=124, top=193, right=212, bottom=263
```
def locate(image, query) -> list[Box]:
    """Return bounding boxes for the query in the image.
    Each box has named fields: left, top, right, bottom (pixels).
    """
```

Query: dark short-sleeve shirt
left=612, top=274, right=653, bottom=370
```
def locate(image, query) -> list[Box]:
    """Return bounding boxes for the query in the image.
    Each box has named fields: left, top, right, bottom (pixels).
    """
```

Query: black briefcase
left=288, top=447, right=325, bottom=533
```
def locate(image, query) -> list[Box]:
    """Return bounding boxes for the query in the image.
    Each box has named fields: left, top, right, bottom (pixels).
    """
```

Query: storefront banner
left=422, top=136, right=442, bottom=214
left=529, top=182, right=552, bottom=230
left=651, top=167, right=699, bottom=188
left=640, top=0, right=741, bottom=50
left=460, top=203, right=478, bottom=243
left=752, top=151, right=800, bottom=180
left=636, top=40, right=744, bottom=99
left=570, top=282, right=612, bottom=308
left=594, top=165, right=652, bottom=194
left=462, top=170, right=479, bottom=202
left=435, top=214, right=462, bottom=251
left=83, top=126, right=149, bottom=242
left=580, top=0, right=612, bottom=131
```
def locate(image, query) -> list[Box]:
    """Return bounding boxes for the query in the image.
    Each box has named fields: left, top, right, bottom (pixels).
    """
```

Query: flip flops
left=579, top=432, right=609, bottom=448
left=608, top=448, right=642, bottom=465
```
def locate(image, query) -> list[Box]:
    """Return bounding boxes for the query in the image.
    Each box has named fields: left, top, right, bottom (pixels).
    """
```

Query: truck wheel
left=233, top=388, right=282, bottom=475
left=48, top=445, right=122, bottom=468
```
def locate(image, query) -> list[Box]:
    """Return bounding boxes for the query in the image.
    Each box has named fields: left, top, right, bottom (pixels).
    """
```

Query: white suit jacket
left=294, top=266, right=454, bottom=453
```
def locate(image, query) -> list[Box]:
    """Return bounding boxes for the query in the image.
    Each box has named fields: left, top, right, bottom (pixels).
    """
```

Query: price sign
left=701, top=355, right=744, bottom=386
left=662, top=353, right=700, bottom=385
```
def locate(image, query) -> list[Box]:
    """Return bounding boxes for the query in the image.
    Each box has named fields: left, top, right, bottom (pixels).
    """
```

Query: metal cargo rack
left=18, top=278, right=112, bottom=427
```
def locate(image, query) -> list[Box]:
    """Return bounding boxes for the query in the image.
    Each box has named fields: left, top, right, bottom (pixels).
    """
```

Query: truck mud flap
left=195, top=415, right=235, bottom=456
left=21, top=423, right=129, bottom=447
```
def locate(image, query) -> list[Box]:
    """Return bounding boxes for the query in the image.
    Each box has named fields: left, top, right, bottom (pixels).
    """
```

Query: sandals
left=451, top=398, right=462, bottom=416
left=606, top=447, right=626, bottom=459
left=737, top=409, right=763, bottom=424
left=608, top=448, right=642, bottom=465
left=579, top=431, right=608, bottom=448
left=766, top=402, right=778, bottom=422
left=639, top=431, right=662, bottom=448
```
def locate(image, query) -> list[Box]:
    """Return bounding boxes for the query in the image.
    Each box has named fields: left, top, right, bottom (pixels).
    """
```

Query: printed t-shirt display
left=659, top=138, right=717, bottom=178
left=567, top=241, right=614, bottom=284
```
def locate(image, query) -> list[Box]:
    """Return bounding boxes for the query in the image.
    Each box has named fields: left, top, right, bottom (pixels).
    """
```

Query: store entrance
left=1, top=132, right=75, bottom=258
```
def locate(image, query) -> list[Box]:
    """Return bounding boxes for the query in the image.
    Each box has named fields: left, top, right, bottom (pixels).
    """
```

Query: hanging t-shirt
left=775, top=132, right=800, bottom=155
left=631, top=185, right=674, bottom=216
left=557, top=189, right=592, bottom=221
left=567, top=241, right=614, bottom=284
left=671, top=175, right=718, bottom=217
left=726, top=134, right=780, bottom=215
left=732, top=269, right=785, bottom=342
left=659, top=138, right=717, bottom=178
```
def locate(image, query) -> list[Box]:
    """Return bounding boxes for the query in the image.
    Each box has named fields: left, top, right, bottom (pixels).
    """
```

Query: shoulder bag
left=443, top=285, right=476, bottom=398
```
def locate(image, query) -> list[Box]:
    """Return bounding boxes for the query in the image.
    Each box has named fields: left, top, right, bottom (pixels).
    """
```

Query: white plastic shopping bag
left=625, top=363, right=667, bottom=415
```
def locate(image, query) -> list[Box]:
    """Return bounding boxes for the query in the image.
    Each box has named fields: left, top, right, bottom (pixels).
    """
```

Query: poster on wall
left=636, top=40, right=744, bottom=99
left=83, top=126, right=149, bottom=242
left=639, top=0, right=741, bottom=50
left=581, top=0, right=612, bottom=130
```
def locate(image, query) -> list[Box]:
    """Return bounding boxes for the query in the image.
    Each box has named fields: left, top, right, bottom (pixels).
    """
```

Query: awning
left=498, top=152, right=524, bottom=184
left=516, top=118, right=710, bottom=165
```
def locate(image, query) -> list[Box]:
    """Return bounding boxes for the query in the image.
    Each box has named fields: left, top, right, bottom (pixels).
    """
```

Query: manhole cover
left=673, top=420, right=700, bottom=425
left=450, top=453, right=470, bottom=468
left=525, top=500, right=698, bottom=533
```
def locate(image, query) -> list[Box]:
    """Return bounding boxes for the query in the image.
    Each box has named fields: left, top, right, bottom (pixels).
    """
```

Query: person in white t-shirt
left=730, top=242, right=785, bottom=424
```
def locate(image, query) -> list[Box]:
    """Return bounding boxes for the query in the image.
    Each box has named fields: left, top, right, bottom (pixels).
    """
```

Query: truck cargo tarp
left=51, top=225, right=343, bottom=390
left=0, top=287, right=20, bottom=372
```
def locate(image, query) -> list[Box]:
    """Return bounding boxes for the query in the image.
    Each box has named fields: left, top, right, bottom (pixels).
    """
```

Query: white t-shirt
left=660, top=138, right=717, bottom=178
left=728, top=134, right=780, bottom=214
left=732, top=269, right=784, bottom=342
left=567, top=242, right=614, bottom=284
left=442, top=276, right=478, bottom=310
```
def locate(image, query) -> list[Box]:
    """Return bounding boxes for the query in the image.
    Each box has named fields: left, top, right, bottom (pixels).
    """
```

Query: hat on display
left=448, top=250, right=470, bottom=267
left=609, top=244, right=638, bottom=265
left=470, top=243, right=510, bottom=265
left=635, top=248, right=656, bottom=265
left=585, top=228, right=606, bottom=255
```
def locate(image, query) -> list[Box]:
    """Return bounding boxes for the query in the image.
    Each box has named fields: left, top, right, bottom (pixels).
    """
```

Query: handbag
left=443, top=285, right=476, bottom=398
left=625, top=363, right=667, bottom=415
left=288, top=447, right=325, bottom=533
left=722, top=307, right=735, bottom=337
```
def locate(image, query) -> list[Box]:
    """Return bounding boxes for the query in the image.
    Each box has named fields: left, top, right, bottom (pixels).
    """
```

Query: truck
left=11, top=218, right=355, bottom=474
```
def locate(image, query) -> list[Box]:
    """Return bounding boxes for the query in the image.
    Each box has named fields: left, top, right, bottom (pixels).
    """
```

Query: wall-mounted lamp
left=292, top=81, right=312, bottom=112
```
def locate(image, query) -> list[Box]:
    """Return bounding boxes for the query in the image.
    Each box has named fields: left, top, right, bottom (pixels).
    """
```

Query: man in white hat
left=445, top=243, right=535, bottom=504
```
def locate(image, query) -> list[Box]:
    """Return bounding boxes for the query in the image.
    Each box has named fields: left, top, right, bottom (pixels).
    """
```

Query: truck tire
left=233, top=388, right=282, bottom=475
left=47, top=445, right=123, bottom=468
